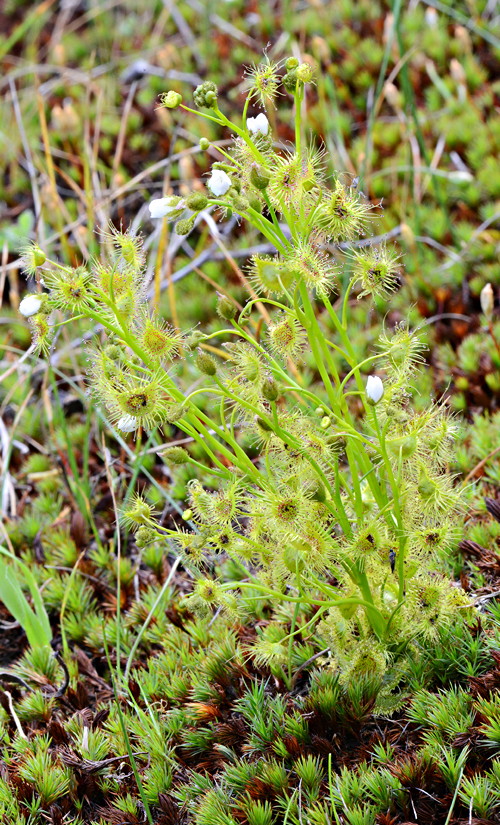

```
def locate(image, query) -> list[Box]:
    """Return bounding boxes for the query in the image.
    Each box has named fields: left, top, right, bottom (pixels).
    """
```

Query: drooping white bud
left=425, top=7, right=438, bottom=27
left=246, top=112, right=270, bottom=136
left=366, top=375, right=384, bottom=405
left=117, top=415, right=138, bottom=433
left=480, top=283, right=494, bottom=321
left=19, top=294, right=43, bottom=318
left=207, top=169, right=232, bottom=197
left=148, top=196, right=185, bottom=219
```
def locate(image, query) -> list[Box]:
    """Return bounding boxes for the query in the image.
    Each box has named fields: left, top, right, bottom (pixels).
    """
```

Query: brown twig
left=463, top=446, right=500, bottom=483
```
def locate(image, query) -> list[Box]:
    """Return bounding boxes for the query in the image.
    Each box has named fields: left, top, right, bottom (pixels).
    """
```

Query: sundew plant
left=20, top=58, right=470, bottom=696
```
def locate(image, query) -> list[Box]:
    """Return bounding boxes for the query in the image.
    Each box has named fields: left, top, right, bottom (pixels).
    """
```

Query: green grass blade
left=0, top=548, right=52, bottom=648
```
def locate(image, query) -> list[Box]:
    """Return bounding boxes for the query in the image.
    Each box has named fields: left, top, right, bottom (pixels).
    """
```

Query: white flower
left=117, top=415, right=138, bottom=433
left=246, top=113, right=269, bottom=136
left=207, top=169, right=232, bottom=197
left=148, top=196, right=185, bottom=219
left=19, top=294, right=43, bottom=317
left=366, top=375, right=384, bottom=405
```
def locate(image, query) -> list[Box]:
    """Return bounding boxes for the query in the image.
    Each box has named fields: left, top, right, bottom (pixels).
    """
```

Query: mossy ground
left=1, top=2, right=500, bottom=823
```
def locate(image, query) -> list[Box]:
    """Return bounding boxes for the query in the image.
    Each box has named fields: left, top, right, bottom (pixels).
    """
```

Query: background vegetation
left=0, top=1, right=499, bottom=823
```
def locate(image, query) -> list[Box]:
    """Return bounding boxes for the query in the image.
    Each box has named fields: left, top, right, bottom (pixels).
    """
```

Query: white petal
left=148, top=197, right=184, bottom=219
left=117, top=415, right=138, bottom=433
left=254, top=113, right=269, bottom=135
left=246, top=113, right=270, bottom=136
left=19, top=295, right=43, bottom=318
left=207, top=169, right=232, bottom=197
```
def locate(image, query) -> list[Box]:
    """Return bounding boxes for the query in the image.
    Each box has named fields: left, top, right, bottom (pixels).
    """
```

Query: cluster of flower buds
left=282, top=56, right=315, bottom=92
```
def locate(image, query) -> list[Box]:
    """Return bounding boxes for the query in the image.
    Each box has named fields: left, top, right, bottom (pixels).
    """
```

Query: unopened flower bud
left=366, top=375, right=384, bottom=405
left=185, top=330, right=207, bottom=350
left=195, top=348, right=217, bottom=376
left=296, top=63, right=314, bottom=83
left=135, top=526, right=158, bottom=547
left=261, top=375, right=279, bottom=401
left=182, top=508, right=193, bottom=521
left=167, top=404, right=185, bottom=423
left=20, top=242, right=47, bottom=276
left=480, top=283, right=494, bottom=321
left=104, top=344, right=122, bottom=360
left=250, top=164, right=271, bottom=190
left=32, top=245, right=46, bottom=267
left=328, top=433, right=346, bottom=451
left=199, top=137, right=210, bottom=150
left=161, top=90, right=182, bottom=108
left=231, top=196, right=249, bottom=215
left=321, top=416, right=331, bottom=429
left=248, top=195, right=262, bottom=212
left=216, top=293, right=237, bottom=321
left=282, top=69, right=298, bottom=93
left=123, top=496, right=154, bottom=527
left=175, top=217, right=195, bottom=236
left=285, top=57, right=299, bottom=70
left=162, top=446, right=189, bottom=464
left=186, top=192, right=208, bottom=211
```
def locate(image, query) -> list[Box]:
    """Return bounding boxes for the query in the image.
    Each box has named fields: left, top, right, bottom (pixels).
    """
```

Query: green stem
left=294, top=84, right=303, bottom=159
left=297, top=283, right=339, bottom=410
left=242, top=92, right=252, bottom=126
left=222, top=579, right=387, bottom=624
left=371, top=405, right=407, bottom=602
left=214, top=106, right=267, bottom=165
left=288, top=594, right=301, bottom=686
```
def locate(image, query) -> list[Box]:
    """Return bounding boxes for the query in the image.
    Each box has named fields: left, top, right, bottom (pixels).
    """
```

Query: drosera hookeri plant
left=18, top=58, right=472, bottom=694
